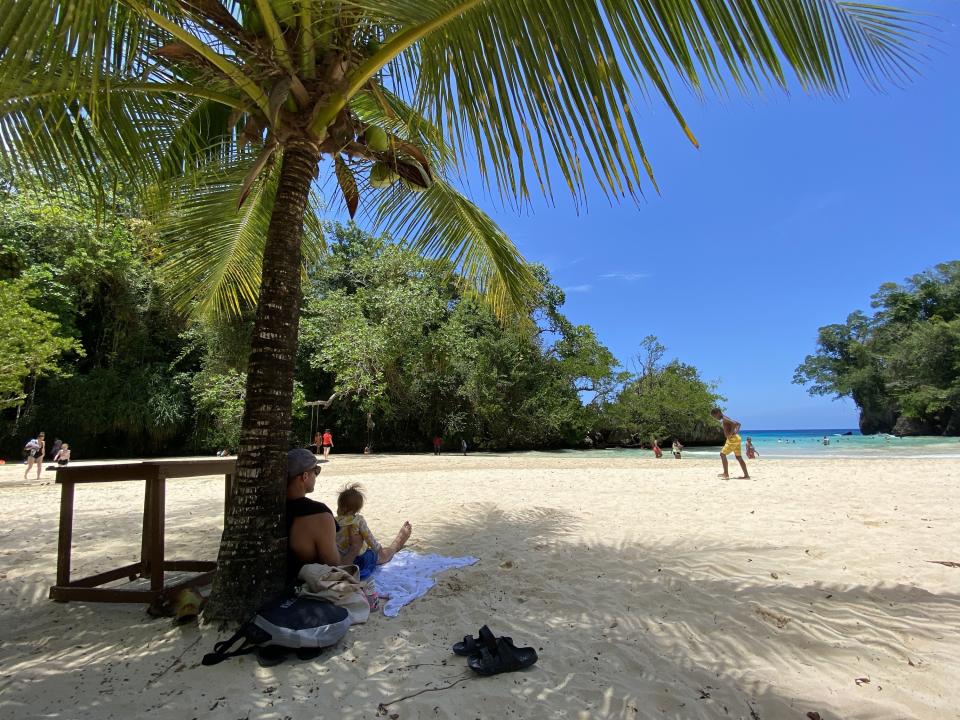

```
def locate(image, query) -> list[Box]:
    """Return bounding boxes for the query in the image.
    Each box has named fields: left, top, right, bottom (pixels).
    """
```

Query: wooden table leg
left=55, top=481, right=75, bottom=591
left=149, top=472, right=166, bottom=594
left=140, top=479, right=153, bottom=577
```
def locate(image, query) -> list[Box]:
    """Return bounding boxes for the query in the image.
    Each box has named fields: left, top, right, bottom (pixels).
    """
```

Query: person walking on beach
left=432, top=435, right=442, bottom=455
left=652, top=439, right=663, bottom=458
left=321, top=428, right=334, bottom=461
left=53, top=443, right=71, bottom=466
left=672, top=439, right=683, bottom=459
left=23, top=432, right=45, bottom=480
left=710, top=408, right=750, bottom=479
left=461, top=438, right=468, bottom=455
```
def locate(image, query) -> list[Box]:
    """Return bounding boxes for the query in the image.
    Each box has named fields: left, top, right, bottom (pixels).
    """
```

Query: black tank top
left=286, top=497, right=336, bottom=587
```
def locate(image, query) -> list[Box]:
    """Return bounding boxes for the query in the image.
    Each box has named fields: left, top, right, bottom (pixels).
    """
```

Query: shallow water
left=536, top=429, right=960, bottom=459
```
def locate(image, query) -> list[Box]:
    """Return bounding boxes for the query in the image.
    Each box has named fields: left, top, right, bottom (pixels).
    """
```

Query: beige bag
left=298, top=563, right=370, bottom=624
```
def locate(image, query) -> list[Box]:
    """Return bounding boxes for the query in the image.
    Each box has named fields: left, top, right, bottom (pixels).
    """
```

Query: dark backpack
left=202, top=595, right=350, bottom=666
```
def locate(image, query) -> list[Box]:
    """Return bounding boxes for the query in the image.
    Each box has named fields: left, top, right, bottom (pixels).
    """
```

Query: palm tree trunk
left=205, top=138, right=321, bottom=621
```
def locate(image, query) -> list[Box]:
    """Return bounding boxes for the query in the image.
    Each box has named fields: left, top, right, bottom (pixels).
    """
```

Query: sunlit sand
left=1, top=453, right=957, bottom=719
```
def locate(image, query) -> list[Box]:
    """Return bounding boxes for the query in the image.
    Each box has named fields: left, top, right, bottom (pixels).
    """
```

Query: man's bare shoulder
left=291, top=510, right=335, bottom=536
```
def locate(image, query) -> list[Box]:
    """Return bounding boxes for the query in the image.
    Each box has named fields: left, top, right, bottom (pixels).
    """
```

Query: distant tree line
left=0, top=187, right=723, bottom=457
left=795, top=262, right=960, bottom=436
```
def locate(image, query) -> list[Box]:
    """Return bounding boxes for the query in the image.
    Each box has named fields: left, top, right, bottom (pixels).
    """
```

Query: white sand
left=0, top=453, right=958, bottom=719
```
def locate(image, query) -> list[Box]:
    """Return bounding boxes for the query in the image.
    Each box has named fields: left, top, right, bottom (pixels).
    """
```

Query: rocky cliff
left=859, top=406, right=958, bottom=437
left=682, top=420, right=726, bottom=445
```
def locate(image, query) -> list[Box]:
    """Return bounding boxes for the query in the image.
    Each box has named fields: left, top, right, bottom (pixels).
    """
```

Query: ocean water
left=724, top=429, right=960, bottom=459
left=538, top=429, right=960, bottom=459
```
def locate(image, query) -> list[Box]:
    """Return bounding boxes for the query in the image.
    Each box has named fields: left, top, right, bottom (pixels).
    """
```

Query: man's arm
left=724, top=416, right=742, bottom=434
left=306, top=514, right=363, bottom=565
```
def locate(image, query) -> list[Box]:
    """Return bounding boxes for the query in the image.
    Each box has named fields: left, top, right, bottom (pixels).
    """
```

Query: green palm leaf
left=371, top=178, right=536, bottom=317
left=0, top=0, right=928, bottom=319
left=150, top=151, right=326, bottom=319
left=340, top=0, right=925, bottom=204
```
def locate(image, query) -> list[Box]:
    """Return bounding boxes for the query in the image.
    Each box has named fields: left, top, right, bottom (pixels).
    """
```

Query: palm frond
left=340, top=0, right=925, bottom=205
left=349, top=84, right=455, bottom=171
left=371, top=177, right=538, bottom=317
left=0, top=1, right=254, bottom=201
left=150, top=150, right=326, bottom=319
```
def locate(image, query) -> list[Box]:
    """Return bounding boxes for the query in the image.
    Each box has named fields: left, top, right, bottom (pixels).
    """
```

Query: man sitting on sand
left=286, top=448, right=364, bottom=588
left=710, top=408, right=750, bottom=479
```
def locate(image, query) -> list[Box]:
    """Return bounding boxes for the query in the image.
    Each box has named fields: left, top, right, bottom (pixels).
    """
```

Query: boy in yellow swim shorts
left=711, top=408, right=750, bottom=479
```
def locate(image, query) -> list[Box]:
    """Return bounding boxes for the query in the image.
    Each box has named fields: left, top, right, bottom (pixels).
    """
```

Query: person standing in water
left=746, top=437, right=759, bottom=459
left=710, top=408, right=750, bottom=479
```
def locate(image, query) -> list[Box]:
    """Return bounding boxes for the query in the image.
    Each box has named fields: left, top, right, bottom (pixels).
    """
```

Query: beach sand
left=0, top=453, right=957, bottom=720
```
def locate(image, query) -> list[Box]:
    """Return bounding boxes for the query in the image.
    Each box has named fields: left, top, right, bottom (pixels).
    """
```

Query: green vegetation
left=1, top=198, right=716, bottom=455
left=0, top=278, right=83, bottom=411
left=794, top=262, right=960, bottom=436
left=601, top=337, right=724, bottom=446
left=299, top=225, right=617, bottom=450
left=0, top=188, right=188, bottom=453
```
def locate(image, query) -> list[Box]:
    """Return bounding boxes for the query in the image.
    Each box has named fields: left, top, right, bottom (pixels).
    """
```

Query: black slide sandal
left=452, top=624, right=503, bottom=656
left=467, top=637, right=538, bottom=675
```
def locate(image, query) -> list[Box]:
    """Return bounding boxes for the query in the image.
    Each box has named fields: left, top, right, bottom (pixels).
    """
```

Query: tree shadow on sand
left=1, top=502, right=958, bottom=720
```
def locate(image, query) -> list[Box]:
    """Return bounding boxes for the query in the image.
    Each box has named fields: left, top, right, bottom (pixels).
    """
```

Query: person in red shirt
left=321, top=428, right=334, bottom=461
left=432, top=435, right=442, bottom=455
left=652, top=439, right=663, bottom=458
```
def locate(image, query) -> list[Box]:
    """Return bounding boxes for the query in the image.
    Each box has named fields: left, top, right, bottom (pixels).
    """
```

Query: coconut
left=365, top=126, right=389, bottom=153
left=369, top=162, right=399, bottom=188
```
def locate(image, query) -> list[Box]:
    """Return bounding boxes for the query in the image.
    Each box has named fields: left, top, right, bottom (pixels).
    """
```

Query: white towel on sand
left=371, top=550, right=478, bottom=617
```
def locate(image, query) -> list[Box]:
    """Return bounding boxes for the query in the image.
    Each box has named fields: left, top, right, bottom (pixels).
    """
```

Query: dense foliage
left=794, top=262, right=960, bottom=435
left=0, top=277, right=83, bottom=411
left=599, top=337, right=724, bottom=446
left=1, top=190, right=725, bottom=457
left=297, top=225, right=618, bottom=450
left=1, top=187, right=185, bottom=454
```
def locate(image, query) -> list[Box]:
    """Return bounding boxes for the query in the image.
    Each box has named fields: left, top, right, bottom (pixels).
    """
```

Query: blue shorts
left=355, top=548, right=378, bottom=579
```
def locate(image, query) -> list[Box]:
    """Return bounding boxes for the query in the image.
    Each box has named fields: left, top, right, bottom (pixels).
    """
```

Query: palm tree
left=0, top=1, right=922, bottom=620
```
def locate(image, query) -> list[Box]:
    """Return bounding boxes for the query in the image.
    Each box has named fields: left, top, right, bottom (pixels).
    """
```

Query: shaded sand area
left=1, top=453, right=958, bottom=719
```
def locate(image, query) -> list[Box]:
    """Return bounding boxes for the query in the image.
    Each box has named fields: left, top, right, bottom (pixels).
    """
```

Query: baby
left=335, top=483, right=411, bottom=578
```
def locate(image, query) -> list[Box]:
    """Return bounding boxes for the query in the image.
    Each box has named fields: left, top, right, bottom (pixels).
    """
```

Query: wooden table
left=50, top=458, right=235, bottom=603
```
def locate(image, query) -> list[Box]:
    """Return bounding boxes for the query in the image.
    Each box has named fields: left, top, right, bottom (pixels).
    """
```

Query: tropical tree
left=608, top=353, right=724, bottom=446
left=0, top=278, right=84, bottom=411
left=0, top=1, right=922, bottom=619
left=795, top=262, right=960, bottom=435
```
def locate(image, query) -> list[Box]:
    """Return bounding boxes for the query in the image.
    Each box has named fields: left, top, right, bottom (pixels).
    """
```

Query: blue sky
left=472, top=1, right=960, bottom=430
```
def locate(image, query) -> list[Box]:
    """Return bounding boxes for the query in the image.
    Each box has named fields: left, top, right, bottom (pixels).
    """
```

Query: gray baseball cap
left=287, top=448, right=319, bottom=479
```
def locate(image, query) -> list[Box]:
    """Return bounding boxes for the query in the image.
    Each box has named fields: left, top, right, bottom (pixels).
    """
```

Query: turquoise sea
left=716, top=429, right=960, bottom=459
left=542, top=429, right=960, bottom=459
